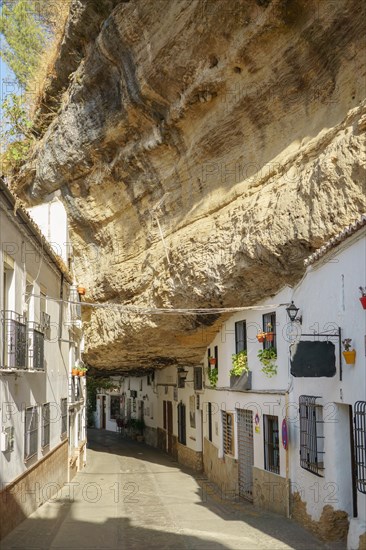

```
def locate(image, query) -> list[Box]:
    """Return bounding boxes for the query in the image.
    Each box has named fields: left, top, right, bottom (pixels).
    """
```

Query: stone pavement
left=1, top=430, right=343, bottom=549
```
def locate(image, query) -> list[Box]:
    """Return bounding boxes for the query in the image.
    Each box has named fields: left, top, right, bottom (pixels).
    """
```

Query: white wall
left=28, top=197, right=69, bottom=263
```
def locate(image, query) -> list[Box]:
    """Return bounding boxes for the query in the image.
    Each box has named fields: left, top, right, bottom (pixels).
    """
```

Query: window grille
left=42, top=403, right=50, bottom=447
left=194, top=367, right=203, bottom=390
left=178, top=402, right=186, bottom=445
left=61, top=398, right=67, bottom=437
left=264, top=415, right=280, bottom=474
left=354, top=401, right=366, bottom=494
left=235, top=320, right=247, bottom=353
left=222, top=411, right=234, bottom=455
left=2, top=311, right=27, bottom=368
left=24, top=406, right=38, bottom=460
left=262, top=312, right=276, bottom=349
left=299, top=395, right=325, bottom=476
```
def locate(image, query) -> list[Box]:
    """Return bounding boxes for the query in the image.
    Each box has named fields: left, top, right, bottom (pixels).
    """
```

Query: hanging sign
left=282, top=418, right=288, bottom=450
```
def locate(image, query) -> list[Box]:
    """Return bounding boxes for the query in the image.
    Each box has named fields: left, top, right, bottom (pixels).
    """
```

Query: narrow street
left=1, top=430, right=335, bottom=550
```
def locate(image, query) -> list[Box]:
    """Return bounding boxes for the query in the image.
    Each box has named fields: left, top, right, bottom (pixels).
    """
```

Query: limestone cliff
left=16, top=0, right=366, bottom=370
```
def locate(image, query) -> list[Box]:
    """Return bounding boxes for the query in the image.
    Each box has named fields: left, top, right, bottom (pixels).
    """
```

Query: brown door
left=102, top=396, right=106, bottom=429
left=167, top=401, right=173, bottom=454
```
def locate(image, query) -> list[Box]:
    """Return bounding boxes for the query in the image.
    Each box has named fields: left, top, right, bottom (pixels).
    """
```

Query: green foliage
left=86, top=376, right=120, bottom=427
left=257, top=348, right=278, bottom=378
left=208, top=367, right=218, bottom=388
left=127, top=418, right=145, bottom=434
left=230, top=350, right=249, bottom=377
left=1, top=92, right=34, bottom=168
left=0, top=0, right=48, bottom=87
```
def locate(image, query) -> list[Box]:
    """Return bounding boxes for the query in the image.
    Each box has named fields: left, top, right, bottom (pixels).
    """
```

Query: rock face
left=16, top=0, right=366, bottom=370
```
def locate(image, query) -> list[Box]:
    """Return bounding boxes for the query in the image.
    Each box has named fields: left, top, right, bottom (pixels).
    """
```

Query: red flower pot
left=266, top=332, right=274, bottom=342
left=256, top=333, right=266, bottom=343
left=360, top=296, right=366, bottom=309
left=209, top=358, right=217, bottom=366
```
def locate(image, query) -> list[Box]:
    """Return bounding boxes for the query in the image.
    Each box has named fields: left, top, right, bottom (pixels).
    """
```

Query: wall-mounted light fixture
left=286, top=301, right=302, bottom=324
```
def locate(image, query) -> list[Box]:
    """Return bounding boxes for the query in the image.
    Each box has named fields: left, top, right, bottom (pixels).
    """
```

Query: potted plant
left=72, top=366, right=79, bottom=376
left=209, top=356, right=217, bottom=366
left=77, top=285, right=86, bottom=296
left=78, top=366, right=87, bottom=376
left=257, top=348, right=277, bottom=377
left=342, top=338, right=356, bottom=365
left=208, top=367, right=218, bottom=388
left=230, top=350, right=250, bottom=388
left=359, top=287, right=366, bottom=309
left=265, top=323, right=274, bottom=342
left=256, top=332, right=266, bottom=343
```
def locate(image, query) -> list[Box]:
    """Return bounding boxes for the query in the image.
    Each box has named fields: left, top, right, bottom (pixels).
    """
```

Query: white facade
left=0, top=181, right=85, bottom=538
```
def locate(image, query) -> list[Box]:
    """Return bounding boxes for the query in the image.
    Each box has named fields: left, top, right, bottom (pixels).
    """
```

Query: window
left=354, top=401, right=366, bottom=494
left=235, top=320, right=247, bottom=353
left=207, top=348, right=211, bottom=369
left=299, top=395, right=324, bottom=476
left=61, top=398, right=67, bottom=437
left=194, top=367, right=203, bottom=390
left=163, top=400, right=167, bottom=430
left=214, top=345, right=219, bottom=370
left=207, top=402, right=212, bottom=442
left=178, top=402, right=186, bottom=445
left=222, top=411, right=234, bottom=455
left=264, top=415, right=280, bottom=474
left=263, top=312, right=276, bottom=349
left=110, top=396, right=121, bottom=419
left=42, top=403, right=50, bottom=447
left=24, top=406, right=38, bottom=460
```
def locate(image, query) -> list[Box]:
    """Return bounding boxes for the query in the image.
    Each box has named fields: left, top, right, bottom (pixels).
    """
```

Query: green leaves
left=230, top=350, right=249, bottom=377
left=1, top=92, right=34, bottom=168
left=208, top=367, right=218, bottom=388
left=257, top=347, right=278, bottom=378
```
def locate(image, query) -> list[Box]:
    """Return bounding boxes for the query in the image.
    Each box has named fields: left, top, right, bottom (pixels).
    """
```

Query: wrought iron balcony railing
left=2, top=310, right=27, bottom=369
left=27, top=322, right=45, bottom=371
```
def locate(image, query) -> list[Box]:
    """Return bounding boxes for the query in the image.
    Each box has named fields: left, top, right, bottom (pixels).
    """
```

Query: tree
left=0, top=1, right=48, bottom=88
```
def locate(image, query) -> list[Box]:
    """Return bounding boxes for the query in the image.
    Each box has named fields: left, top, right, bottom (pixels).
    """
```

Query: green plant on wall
left=257, top=348, right=277, bottom=378
left=230, top=350, right=249, bottom=377
left=208, top=367, right=218, bottom=388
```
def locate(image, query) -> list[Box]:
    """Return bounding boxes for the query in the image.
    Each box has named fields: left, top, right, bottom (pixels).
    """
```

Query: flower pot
left=343, top=350, right=356, bottom=365
left=77, top=286, right=86, bottom=296
left=360, top=296, right=366, bottom=309
left=78, top=370, right=86, bottom=376
left=72, top=368, right=78, bottom=376
left=266, top=332, right=274, bottom=342
left=256, top=333, right=266, bottom=343
left=209, top=358, right=217, bottom=366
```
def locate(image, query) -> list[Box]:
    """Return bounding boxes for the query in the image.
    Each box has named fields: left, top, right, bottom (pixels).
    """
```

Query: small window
left=110, top=396, right=121, bottom=419
left=194, top=367, right=203, bottom=390
left=299, top=395, right=324, bottom=476
left=24, top=406, right=38, bottom=460
left=222, top=411, right=234, bottom=455
left=42, top=403, right=50, bottom=448
left=163, top=400, right=167, bottom=430
left=208, top=402, right=212, bottom=442
left=214, top=345, right=219, bottom=370
left=61, top=398, right=67, bottom=437
left=263, top=312, right=276, bottom=349
left=147, top=375, right=151, bottom=386
left=140, top=379, right=143, bottom=391
left=264, top=415, right=280, bottom=474
left=207, top=348, right=211, bottom=369
left=235, top=320, right=247, bottom=353
left=354, top=401, right=366, bottom=494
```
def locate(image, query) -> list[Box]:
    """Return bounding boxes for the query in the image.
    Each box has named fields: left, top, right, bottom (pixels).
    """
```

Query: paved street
left=1, top=430, right=338, bottom=549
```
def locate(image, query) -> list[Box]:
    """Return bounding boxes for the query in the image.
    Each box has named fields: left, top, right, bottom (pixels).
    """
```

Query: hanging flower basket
left=256, top=332, right=266, bottom=343
left=343, top=350, right=356, bottom=365
left=72, top=368, right=79, bottom=376
left=266, top=332, right=274, bottom=342
left=209, top=357, right=217, bottom=366
left=360, top=296, right=366, bottom=309
left=77, top=286, right=86, bottom=295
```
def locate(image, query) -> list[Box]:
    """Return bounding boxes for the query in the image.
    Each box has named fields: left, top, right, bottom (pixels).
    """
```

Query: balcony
left=27, top=322, right=45, bottom=371
left=1, top=310, right=27, bottom=369
left=1, top=312, right=45, bottom=371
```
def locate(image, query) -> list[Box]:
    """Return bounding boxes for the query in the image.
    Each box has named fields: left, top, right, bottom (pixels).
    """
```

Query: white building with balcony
left=0, top=179, right=85, bottom=540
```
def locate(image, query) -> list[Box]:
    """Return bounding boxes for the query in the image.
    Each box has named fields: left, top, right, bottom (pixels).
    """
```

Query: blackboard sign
left=290, top=340, right=336, bottom=377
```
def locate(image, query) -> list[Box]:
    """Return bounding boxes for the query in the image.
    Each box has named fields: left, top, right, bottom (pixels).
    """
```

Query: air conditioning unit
left=41, top=312, right=51, bottom=331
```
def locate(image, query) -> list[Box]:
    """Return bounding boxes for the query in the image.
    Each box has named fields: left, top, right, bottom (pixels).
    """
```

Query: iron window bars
left=235, top=320, right=247, bottom=353
left=1, top=311, right=45, bottom=370
left=194, top=367, right=203, bottom=390
left=42, top=403, right=50, bottom=448
left=61, top=398, right=68, bottom=437
left=222, top=411, right=234, bottom=455
left=299, top=395, right=325, bottom=476
left=264, top=415, right=280, bottom=474
left=262, top=312, right=276, bottom=349
left=354, top=401, right=366, bottom=494
left=24, top=406, right=38, bottom=460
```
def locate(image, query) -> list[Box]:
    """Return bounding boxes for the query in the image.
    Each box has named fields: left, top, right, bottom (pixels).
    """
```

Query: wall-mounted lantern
left=286, top=301, right=302, bottom=324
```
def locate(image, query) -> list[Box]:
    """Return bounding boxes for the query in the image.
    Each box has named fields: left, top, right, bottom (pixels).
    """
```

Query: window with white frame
left=61, top=398, right=67, bottom=437
left=42, top=403, right=50, bottom=448
left=24, top=406, right=38, bottom=460
left=222, top=411, right=234, bottom=455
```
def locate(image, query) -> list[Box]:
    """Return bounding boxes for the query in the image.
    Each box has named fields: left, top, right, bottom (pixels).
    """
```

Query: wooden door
left=167, top=401, right=173, bottom=454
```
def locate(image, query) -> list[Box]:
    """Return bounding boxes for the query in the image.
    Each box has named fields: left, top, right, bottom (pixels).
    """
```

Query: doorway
left=237, top=408, right=254, bottom=501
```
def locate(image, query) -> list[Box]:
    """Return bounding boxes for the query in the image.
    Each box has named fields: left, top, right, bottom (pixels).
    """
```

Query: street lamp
left=286, top=301, right=302, bottom=324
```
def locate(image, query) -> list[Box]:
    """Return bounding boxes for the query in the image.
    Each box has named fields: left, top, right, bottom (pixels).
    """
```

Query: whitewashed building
left=0, top=180, right=85, bottom=539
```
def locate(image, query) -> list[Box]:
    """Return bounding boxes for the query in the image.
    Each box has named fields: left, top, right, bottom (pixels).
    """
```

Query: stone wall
left=144, top=426, right=158, bottom=448
left=252, top=466, right=288, bottom=517
left=177, top=442, right=203, bottom=472
left=203, top=438, right=238, bottom=495
left=0, top=440, right=68, bottom=540
left=291, top=491, right=349, bottom=542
